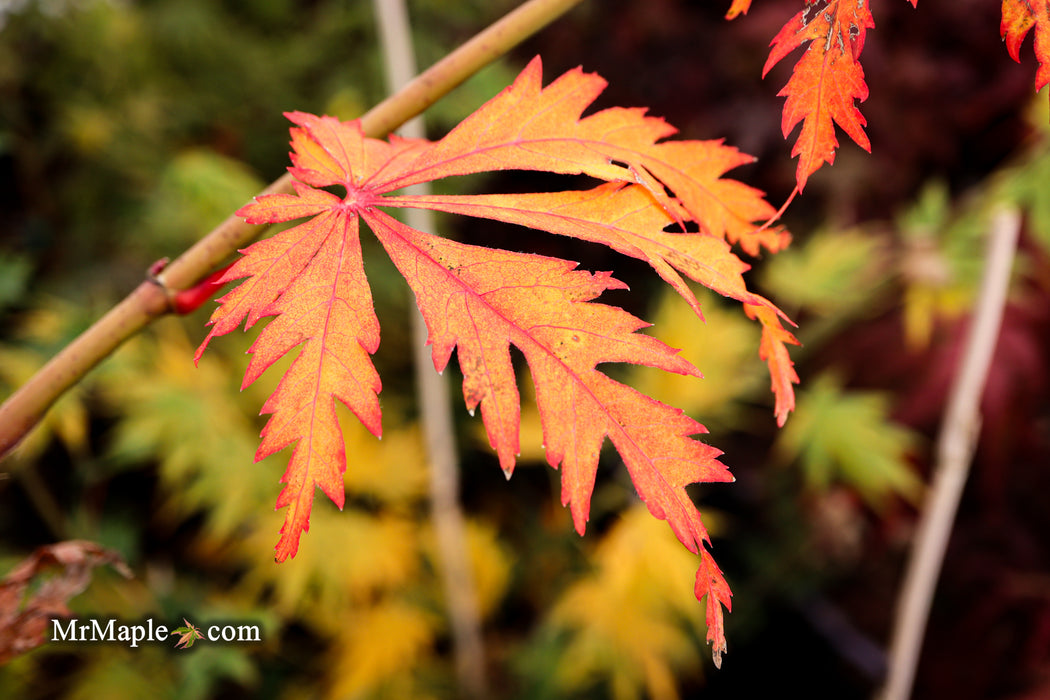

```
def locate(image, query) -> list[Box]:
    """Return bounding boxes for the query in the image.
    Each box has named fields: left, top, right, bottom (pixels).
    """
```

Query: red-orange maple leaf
left=762, top=0, right=877, bottom=191
left=739, top=1, right=921, bottom=188
left=197, top=57, right=798, bottom=660
left=1002, top=0, right=1050, bottom=104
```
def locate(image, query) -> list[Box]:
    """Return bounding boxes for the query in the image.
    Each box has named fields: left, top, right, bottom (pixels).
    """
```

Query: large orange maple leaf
left=197, top=57, right=798, bottom=662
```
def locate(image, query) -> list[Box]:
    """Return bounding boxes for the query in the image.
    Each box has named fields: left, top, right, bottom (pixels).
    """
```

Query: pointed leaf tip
left=725, top=0, right=751, bottom=20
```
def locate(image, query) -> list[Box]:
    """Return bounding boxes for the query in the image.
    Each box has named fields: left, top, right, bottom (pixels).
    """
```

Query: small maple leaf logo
left=170, top=619, right=203, bottom=649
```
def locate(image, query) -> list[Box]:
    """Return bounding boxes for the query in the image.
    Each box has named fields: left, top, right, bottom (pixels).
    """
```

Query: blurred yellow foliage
left=64, top=651, right=172, bottom=700
left=95, top=319, right=493, bottom=697
left=326, top=599, right=440, bottom=700
left=238, top=507, right=420, bottom=621
left=629, top=288, right=761, bottom=424
left=422, top=518, right=512, bottom=620
left=0, top=301, right=91, bottom=461
left=547, top=504, right=711, bottom=700
left=339, top=417, right=429, bottom=505
left=62, top=103, right=116, bottom=155
left=100, top=321, right=269, bottom=538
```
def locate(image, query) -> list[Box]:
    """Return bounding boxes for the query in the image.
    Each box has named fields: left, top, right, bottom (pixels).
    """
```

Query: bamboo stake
left=374, top=0, right=490, bottom=696
left=878, top=207, right=1021, bottom=700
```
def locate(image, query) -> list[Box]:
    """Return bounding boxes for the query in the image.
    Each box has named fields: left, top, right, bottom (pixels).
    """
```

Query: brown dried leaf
left=0, top=540, right=132, bottom=664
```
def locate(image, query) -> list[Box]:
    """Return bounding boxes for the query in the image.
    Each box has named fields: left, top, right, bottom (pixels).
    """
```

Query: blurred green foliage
left=2, top=1, right=1049, bottom=698
left=777, top=374, right=923, bottom=508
